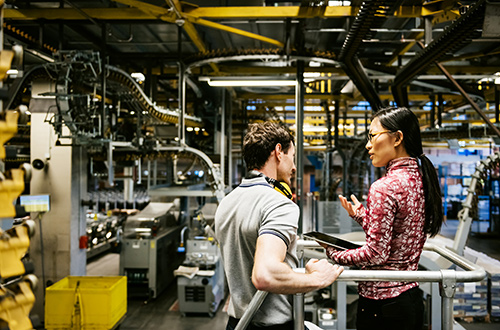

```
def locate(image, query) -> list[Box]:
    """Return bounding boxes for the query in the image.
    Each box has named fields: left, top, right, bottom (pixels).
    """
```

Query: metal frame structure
left=236, top=241, right=486, bottom=330
left=452, top=151, right=500, bottom=254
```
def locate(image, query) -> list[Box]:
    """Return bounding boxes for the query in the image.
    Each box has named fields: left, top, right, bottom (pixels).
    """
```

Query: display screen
left=303, top=231, right=362, bottom=250
left=20, top=194, right=51, bottom=213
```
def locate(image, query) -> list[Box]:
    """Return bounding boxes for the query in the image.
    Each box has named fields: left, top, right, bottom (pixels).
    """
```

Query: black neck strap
left=245, top=170, right=293, bottom=199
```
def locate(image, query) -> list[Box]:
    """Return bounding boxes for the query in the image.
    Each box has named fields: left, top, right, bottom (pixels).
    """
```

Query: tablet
left=303, top=231, right=362, bottom=250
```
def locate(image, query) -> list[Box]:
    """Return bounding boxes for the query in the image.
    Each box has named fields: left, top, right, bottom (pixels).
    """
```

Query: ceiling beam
left=4, top=5, right=455, bottom=21
left=4, top=8, right=159, bottom=20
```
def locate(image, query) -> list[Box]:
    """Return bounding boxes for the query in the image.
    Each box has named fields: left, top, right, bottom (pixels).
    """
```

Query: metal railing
left=235, top=241, right=486, bottom=330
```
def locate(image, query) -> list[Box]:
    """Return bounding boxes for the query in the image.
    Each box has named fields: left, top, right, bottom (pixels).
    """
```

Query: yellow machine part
left=0, top=224, right=30, bottom=278
left=0, top=281, right=36, bottom=330
left=0, top=110, right=19, bottom=159
left=0, top=50, right=14, bottom=82
left=0, top=168, right=25, bottom=218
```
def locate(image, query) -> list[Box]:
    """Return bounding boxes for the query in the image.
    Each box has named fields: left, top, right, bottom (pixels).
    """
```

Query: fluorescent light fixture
left=205, top=79, right=296, bottom=87
left=304, top=72, right=321, bottom=78
left=329, top=1, right=351, bottom=5
left=494, top=72, right=500, bottom=85
left=6, top=69, right=18, bottom=75
left=131, top=72, right=145, bottom=83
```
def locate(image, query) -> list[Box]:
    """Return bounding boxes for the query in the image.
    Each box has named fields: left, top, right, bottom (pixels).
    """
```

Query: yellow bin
left=45, top=276, right=127, bottom=330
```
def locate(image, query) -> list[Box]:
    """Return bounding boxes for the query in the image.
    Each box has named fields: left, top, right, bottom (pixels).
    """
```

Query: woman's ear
left=394, top=130, right=404, bottom=147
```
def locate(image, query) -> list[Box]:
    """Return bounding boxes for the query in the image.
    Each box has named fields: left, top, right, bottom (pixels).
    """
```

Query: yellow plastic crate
left=45, top=276, right=127, bottom=330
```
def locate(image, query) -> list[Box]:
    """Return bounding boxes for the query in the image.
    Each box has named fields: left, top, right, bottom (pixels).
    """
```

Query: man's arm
left=252, top=234, right=343, bottom=294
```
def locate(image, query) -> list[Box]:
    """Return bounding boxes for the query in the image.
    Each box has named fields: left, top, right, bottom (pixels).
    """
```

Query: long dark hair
left=373, top=107, right=444, bottom=237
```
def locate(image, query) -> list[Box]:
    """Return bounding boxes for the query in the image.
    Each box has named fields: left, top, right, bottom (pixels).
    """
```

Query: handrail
left=299, top=241, right=484, bottom=283
left=234, top=290, right=268, bottom=330
left=235, top=241, right=486, bottom=330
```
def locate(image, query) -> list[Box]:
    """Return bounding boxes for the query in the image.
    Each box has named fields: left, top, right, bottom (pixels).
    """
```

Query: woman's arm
left=327, top=184, right=396, bottom=266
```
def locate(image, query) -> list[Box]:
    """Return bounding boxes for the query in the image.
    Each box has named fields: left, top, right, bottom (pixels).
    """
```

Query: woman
left=324, top=107, right=443, bottom=330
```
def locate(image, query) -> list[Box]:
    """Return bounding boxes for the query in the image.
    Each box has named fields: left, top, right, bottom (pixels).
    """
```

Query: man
left=215, top=122, right=344, bottom=330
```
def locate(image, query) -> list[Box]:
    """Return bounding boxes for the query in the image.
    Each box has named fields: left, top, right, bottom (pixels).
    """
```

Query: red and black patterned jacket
left=326, top=157, right=427, bottom=300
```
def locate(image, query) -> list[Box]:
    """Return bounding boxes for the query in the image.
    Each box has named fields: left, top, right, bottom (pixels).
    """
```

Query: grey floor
left=86, top=253, right=229, bottom=329
left=86, top=219, right=500, bottom=330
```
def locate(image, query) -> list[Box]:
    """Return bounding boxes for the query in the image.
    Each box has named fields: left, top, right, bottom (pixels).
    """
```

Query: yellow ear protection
left=246, top=170, right=293, bottom=200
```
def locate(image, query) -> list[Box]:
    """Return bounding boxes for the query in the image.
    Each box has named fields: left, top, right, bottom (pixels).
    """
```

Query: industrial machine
left=177, top=238, right=225, bottom=317
left=119, top=202, right=184, bottom=299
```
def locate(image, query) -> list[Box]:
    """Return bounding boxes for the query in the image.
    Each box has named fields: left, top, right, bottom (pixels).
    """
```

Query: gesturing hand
left=338, top=194, right=362, bottom=217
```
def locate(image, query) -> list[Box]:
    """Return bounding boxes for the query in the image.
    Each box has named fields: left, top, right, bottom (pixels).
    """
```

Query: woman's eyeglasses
left=367, top=130, right=392, bottom=142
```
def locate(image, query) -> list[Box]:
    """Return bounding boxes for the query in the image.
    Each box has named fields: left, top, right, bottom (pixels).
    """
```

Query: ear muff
left=266, top=177, right=293, bottom=200
left=274, top=181, right=293, bottom=200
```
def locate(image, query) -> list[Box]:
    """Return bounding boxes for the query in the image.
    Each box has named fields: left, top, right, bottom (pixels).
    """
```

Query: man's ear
left=274, top=143, right=283, bottom=159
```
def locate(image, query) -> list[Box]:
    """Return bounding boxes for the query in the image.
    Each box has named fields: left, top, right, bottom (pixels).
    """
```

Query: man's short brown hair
left=242, top=122, right=294, bottom=171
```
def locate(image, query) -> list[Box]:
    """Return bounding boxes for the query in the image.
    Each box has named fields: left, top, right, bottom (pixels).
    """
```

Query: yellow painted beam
left=4, top=5, right=453, bottom=21
left=185, top=6, right=359, bottom=19
left=167, top=0, right=219, bottom=73
left=112, top=0, right=173, bottom=17
left=177, top=1, right=284, bottom=47
left=4, top=8, right=159, bottom=20
left=187, top=17, right=284, bottom=47
left=112, top=0, right=179, bottom=23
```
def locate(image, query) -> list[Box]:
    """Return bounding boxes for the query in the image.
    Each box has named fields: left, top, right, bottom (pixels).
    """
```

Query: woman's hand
left=338, top=194, right=362, bottom=217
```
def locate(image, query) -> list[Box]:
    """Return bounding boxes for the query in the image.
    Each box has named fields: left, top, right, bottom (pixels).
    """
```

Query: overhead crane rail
left=184, top=48, right=338, bottom=70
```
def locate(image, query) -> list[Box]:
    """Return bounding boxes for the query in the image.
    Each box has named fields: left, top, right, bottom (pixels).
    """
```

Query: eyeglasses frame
left=367, top=130, right=393, bottom=142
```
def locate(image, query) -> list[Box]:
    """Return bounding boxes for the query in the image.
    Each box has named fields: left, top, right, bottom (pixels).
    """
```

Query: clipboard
left=303, top=231, right=362, bottom=250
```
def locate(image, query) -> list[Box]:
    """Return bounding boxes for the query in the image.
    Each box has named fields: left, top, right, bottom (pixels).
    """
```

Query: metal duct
left=392, top=0, right=487, bottom=107
left=340, top=57, right=383, bottom=112
left=338, top=0, right=403, bottom=112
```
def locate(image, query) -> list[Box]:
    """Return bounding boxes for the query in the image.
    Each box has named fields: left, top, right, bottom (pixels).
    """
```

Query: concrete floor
left=85, top=219, right=500, bottom=330
left=86, top=252, right=229, bottom=330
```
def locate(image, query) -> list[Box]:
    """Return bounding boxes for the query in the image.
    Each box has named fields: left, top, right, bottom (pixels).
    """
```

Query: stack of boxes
left=453, top=276, right=489, bottom=319
left=459, top=247, right=500, bottom=322
left=491, top=273, right=500, bottom=321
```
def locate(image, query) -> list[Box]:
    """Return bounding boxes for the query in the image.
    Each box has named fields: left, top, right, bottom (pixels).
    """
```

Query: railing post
left=439, top=269, right=457, bottom=330
left=294, top=245, right=305, bottom=330
left=336, top=280, right=347, bottom=330
left=294, top=294, right=305, bottom=330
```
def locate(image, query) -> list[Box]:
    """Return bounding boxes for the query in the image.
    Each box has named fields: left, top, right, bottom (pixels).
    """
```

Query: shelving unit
left=439, top=162, right=500, bottom=235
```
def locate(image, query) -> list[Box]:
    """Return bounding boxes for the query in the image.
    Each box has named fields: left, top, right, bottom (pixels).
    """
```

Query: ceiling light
left=304, top=72, right=321, bottom=78
left=131, top=72, right=145, bottom=83
left=494, top=72, right=500, bottom=85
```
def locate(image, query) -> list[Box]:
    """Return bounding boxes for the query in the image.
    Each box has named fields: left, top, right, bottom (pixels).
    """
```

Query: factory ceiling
left=3, top=0, right=500, bottom=147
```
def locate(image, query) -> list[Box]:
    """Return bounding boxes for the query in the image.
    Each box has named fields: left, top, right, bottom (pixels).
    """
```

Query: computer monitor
left=19, top=194, right=51, bottom=213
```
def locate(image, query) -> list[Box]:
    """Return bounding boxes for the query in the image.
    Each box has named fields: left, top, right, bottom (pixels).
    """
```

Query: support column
left=296, top=61, right=305, bottom=233
left=29, top=92, right=87, bottom=321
